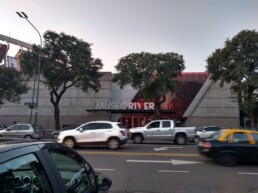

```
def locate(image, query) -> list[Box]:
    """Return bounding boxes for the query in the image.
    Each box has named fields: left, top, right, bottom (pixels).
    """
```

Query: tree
left=113, top=52, right=185, bottom=119
left=0, top=43, right=8, bottom=64
left=0, top=66, right=29, bottom=105
left=207, top=29, right=258, bottom=127
left=20, top=30, right=103, bottom=130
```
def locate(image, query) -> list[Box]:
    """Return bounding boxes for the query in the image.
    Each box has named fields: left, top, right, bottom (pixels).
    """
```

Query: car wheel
left=219, top=153, right=237, bottom=167
left=108, top=138, right=119, bottom=150
left=175, top=134, right=186, bottom=145
left=63, top=138, right=76, bottom=148
left=193, top=136, right=200, bottom=143
left=53, top=133, right=58, bottom=139
left=133, top=134, right=143, bottom=144
left=25, top=135, right=32, bottom=139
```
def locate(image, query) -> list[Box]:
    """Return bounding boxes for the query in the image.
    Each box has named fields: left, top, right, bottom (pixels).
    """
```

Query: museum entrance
left=118, top=113, right=175, bottom=129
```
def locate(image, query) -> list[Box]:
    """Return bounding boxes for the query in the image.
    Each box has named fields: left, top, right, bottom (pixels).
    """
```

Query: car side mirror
left=76, top=128, right=82, bottom=132
left=202, top=130, right=206, bottom=133
left=96, top=173, right=112, bottom=190
left=6, top=129, right=10, bottom=131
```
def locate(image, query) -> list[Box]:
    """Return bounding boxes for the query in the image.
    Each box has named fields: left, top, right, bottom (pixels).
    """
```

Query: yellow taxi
left=198, top=129, right=258, bottom=166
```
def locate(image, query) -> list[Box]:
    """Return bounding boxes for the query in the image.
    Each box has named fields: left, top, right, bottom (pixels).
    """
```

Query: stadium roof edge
left=0, top=34, right=32, bottom=49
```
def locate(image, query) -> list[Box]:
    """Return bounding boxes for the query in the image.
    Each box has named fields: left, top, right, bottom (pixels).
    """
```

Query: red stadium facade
left=118, top=72, right=209, bottom=128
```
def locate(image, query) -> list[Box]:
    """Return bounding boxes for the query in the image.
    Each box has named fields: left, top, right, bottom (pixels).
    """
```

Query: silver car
left=0, top=123, right=45, bottom=139
left=196, top=126, right=222, bottom=140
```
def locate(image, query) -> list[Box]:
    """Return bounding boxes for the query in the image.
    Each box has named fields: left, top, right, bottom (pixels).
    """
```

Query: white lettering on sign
left=128, top=102, right=142, bottom=110
left=128, top=102, right=134, bottom=109
left=149, top=102, right=155, bottom=109
left=94, top=101, right=155, bottom=110
left=144, top=102, right=155, bottom=110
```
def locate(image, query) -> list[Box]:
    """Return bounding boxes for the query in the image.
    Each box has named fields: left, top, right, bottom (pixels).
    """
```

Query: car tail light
left=200, top=141, right=212, bottom=148
left=120, top=130, right=126, bottom=136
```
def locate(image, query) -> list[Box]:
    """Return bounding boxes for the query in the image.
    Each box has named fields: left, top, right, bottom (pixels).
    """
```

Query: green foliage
left=20, top=30, right=103, bottom=129
left=0, top=66, right=29, bottom=105
left=113, top=52, right=185, bottom=118
left=21, top=31, right=103, bottom=92
left=207, top=30, right=258, bottom=126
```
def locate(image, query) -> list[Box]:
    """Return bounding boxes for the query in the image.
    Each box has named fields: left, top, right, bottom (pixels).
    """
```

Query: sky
left=1, top=0, right=258, bottom=73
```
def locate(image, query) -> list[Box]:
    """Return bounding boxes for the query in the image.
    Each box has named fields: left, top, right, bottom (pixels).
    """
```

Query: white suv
left=57, top=121, right=128, bottom=150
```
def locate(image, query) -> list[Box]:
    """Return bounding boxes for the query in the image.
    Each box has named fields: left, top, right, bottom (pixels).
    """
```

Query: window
left=162, top=121, right=171, bottom=128
left=8, top=125, right=19, bottom=131
left=148, top=121, right=160, bottom=128
left=82, top=123, right=112, bottom=130
left=33, top=125, right=45, bottom=132
left=205, top=127, right=220, bottom=132
left=96, top=123, right=112, bottom=129
left=233, top=132, right=249, bottom=144
left=211, top=130, right=226, bottom=140
left=117, top=123, right=126, bottom=129
left=0, top=154, right=53, bottom=193
left=49, top=150, right=95, bottom=193
left=82, top=123, right=96, bottom=131
left=20, top=125, right=30, bottom=130
left=251, top=133, right=258, bottom=143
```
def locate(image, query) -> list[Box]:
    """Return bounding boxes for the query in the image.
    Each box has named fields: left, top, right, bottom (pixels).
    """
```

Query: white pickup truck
left=128, top=120, right=197, bottom=145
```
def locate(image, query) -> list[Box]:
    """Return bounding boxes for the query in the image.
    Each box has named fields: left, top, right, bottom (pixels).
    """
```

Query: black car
left=198, top=129, right=258, bottom=166
left=0, top=139, right=112, bottom=193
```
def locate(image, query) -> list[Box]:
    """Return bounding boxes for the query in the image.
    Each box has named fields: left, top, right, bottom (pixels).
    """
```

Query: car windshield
left=211, top=130, right=227, bottom=139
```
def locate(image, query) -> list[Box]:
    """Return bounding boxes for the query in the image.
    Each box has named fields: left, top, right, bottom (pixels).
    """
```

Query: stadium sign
left=94, top=101, right=155, bottom=110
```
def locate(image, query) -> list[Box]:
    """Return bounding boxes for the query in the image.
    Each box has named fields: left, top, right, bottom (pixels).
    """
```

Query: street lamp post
left=16, top=11, right=42, bottom=125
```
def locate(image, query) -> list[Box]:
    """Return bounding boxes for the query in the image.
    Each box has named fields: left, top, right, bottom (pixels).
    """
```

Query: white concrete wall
left=0, top=72, right=112, bottom=130
left=184, top=80, right=240, bottom=128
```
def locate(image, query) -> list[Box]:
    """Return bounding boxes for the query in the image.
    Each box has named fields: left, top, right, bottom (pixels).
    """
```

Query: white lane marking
left=127, top=159, right=202, bottom=165
left=171, top=159, right=202, bottom=165
left=127, top=160, right=171, bottom=163
left=154, top=147, right=183, bottom=151
left=158, top=170, right=189, bottom=173
left=94, top=168, right=115, bottom=171
left=238, top=172, right=258, bottom=175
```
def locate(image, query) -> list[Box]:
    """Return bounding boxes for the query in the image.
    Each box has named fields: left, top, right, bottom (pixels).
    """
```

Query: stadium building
left=0, top=34, right=240, bottom=131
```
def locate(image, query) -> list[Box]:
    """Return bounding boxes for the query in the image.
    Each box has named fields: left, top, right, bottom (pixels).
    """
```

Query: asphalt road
left=76, top=141, right=258, bottom=193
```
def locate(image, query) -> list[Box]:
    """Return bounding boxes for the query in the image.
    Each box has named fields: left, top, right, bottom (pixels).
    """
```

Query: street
left=77, top=141, right=258, bottom=193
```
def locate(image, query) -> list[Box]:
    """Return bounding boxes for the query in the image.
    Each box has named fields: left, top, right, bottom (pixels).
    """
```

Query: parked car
left=0, top=139, right=112, bottom=193
left=195, top=126, right=222, bottom=141
left=57, top=121, right=128, bottom=150
left=0, top=123, right=45, bottom=139
left=0, top=124, right=7, bottom=130
left=129, top=119, right=197, bottom=145
left=52, top=124, right=80, bottom=139
left=198, top=128, right=258, bottom=166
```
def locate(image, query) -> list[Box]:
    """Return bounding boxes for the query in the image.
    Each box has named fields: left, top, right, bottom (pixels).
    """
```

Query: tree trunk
left=154, top=96, right=166, bottom=120
left=54, top=103, right=61, bottom=130
left=155, top=103, right=161, bottom=119
left=50, top=91, right=62, bottom=131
